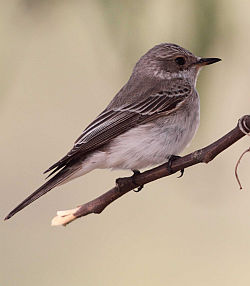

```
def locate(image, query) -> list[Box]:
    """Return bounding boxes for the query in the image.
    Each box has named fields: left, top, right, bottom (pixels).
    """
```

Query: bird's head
left=132, top=43, right=221, bottom=85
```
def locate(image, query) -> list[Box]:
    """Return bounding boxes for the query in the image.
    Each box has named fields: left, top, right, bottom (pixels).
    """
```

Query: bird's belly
left=105, top=110, right=200, bottom=170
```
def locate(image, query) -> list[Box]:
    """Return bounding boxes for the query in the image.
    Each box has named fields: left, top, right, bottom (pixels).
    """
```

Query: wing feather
left=44, top=85, right=191, bottom=175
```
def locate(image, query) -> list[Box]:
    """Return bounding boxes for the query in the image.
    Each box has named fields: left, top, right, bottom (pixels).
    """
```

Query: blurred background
left=1, top=1, right=250, bottom=285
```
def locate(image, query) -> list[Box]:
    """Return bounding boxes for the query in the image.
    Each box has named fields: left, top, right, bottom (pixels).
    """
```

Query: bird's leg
left=166, top=155, right=184, bottom=178
left=132, top=169, right=144, bottom=192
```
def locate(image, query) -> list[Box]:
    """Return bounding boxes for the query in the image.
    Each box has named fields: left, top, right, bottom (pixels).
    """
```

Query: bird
left=5, top=43, right=221, bottom=221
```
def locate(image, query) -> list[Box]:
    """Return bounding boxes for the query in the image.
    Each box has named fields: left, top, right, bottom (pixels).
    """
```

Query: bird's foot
left=166, top=155, right=184, bottom=178
left=132, top=169, right=144, bottom=192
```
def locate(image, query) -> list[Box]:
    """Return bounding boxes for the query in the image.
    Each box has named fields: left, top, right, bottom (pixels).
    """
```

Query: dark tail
left=4, top=166, right=78, bottom=220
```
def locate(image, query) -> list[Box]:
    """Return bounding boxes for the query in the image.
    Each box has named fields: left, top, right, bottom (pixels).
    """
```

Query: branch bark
left=51, top=115, right=250, bottom=226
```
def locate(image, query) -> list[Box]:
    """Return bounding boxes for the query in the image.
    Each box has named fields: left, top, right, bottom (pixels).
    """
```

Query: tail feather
left=4, top=166, right=79, bottom=220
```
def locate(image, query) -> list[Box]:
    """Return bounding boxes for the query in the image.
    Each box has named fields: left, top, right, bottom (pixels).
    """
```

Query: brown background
left=1, top=1, right=250, bottom=285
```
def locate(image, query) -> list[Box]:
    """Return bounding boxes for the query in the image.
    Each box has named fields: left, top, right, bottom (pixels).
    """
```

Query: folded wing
left=45, top=84, right=191, bottom=176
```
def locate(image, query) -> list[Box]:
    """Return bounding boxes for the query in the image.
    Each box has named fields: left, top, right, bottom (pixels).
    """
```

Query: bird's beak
left=195, top=57, right=221, bottom=67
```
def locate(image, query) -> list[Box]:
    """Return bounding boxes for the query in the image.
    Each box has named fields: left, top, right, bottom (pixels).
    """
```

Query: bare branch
left=51, top=115, right=250, bottom=227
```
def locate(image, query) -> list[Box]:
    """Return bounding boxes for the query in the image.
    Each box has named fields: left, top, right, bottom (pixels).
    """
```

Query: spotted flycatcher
left=5, top=43, right=221, bottom=220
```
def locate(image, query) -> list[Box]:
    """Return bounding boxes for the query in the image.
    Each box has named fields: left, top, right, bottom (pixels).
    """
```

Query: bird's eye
left=175, top=57, right=186, bottom=65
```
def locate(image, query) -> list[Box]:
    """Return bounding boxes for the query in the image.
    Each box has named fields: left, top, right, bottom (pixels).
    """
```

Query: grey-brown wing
left=44, top=86, right=191, bottom=175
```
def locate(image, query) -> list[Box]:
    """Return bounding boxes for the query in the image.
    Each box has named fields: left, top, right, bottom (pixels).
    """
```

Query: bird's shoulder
left=106, top=77, right=192, bottom=111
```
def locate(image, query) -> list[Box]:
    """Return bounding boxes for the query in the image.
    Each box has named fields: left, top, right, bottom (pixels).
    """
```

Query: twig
left=51, top=115, right=250, bottom=227
left=235, top=147, right=250, bottom=190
